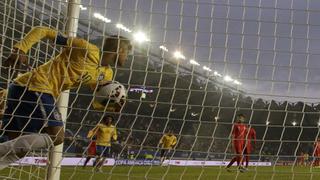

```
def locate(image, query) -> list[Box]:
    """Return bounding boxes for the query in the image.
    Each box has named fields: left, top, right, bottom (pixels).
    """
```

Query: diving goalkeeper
left=0, top=26, right=131, bottom=169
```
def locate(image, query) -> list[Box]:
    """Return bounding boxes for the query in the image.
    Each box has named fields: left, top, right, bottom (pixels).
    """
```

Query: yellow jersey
left=160, top=134, right=177, bottom=149
left=13, top=26, right=113, bottom=98
left=87, top=123, right=117, bottom=147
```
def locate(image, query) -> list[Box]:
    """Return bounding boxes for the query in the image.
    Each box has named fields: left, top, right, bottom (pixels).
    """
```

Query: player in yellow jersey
left=87, top=115, right=117, bottom=171
left=159, top=130, right=177, bottom=163
left=0, top=26, right=131, bottom=169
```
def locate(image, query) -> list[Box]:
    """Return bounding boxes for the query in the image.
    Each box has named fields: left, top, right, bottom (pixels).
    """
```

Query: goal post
left=47, top=1, right=81, bottom=180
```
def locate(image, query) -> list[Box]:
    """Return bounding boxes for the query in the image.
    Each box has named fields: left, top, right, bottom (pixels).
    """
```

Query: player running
left=243, top=126, right=256, bottom=169
left=0, top=26, right=131, bottom=169
left=226, top=114, right=247, bottom=172
left=159, top=130, right=177, bottom=164
left=87, top=115, right=117, bottom=172
left=313, top=137, right=320, bottom=168
left=82, top=139, right=97, bottom=168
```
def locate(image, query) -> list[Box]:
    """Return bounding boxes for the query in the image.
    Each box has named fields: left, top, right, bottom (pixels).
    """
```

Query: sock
left=245, top=156, right=249, bottom=167
left=0, top=154, right=20, bottom=170
left=227, top=157, right=237, bottom=168
left=0, top=134, right=52, bottom=157
left=236, top=156, right=241, bottom=166
left=83, top=157, right=91, bottom=167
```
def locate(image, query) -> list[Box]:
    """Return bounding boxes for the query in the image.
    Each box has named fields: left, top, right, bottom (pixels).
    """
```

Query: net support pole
left=47, top=0, right=81, bottom=180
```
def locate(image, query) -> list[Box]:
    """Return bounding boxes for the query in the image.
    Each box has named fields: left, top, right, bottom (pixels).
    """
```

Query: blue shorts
left=96, top=145, right=111, bottom=157
left=2, top=84, right=63, bottom=133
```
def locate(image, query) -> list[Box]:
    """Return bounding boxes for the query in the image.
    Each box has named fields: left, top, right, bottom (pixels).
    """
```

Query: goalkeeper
left=0, top=26, right=131, bottom=169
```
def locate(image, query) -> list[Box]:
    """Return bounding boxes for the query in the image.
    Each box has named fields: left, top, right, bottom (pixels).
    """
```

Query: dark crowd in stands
left=0, top=2, right=319, bottom=164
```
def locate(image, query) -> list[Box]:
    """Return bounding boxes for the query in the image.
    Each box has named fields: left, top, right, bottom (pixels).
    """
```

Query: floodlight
left=173, top=51, right=186, bottom=60
left=93, top=13, right=111, bottom=23
left=133, top=31, right=150, bottom=43
left=190, top=59, right=200, bottom=66
left=213, top=71, right=222, bottom=77
left=292, top=121, right=297, bottom=126
left=224, top=75, right=233, bottom=82
left=116, top=23, right=132, bottom=33
left=233, top=80, right=242, bottom=85
left=203, top=66, right=212, bottom=72
left=159, top=45, right=168, bottom=52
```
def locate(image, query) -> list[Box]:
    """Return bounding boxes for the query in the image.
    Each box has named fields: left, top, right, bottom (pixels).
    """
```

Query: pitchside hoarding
left=11, top=157, right=271, bottom=166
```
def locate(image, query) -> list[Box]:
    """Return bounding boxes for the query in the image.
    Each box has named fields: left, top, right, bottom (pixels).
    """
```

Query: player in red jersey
left=243, top=126, right=256, bottom=169
left=313, top=137, right=320, bottom=167
left=226, top=114, right=247, bottom=172
left=83, top=137, right=97, bottom=168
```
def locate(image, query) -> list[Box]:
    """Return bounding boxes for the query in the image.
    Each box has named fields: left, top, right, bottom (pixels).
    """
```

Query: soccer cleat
left=225, top=167, right=232, bottom=172
left=94, top=168, right=103, bottom=173
left=238, top=166, right=247, bottom=173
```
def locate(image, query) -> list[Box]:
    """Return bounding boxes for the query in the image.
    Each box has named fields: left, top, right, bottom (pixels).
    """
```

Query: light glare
left=213, top=71, right=222, bottom=77
left=80, top=5, right=87, bottom=10
left=233, top=80, right=242, bottom=85
left=203, top=66, right=212, bottom=72
left=159, top=45, right=168, bottom=52
left=173, top=51, right=186, bottom=60
left=190, top=59, right=200, bottom=66
left=116, top=23, right=132, bottom=33
left=133, top=31, right=150, bottom=43
left=93, top=13, right=111, bottom=23
left=224, top=75, right=233, bottom=82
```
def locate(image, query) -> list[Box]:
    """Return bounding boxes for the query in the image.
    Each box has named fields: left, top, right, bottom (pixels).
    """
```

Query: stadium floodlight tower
left=46, top=0, right=81, bottom=180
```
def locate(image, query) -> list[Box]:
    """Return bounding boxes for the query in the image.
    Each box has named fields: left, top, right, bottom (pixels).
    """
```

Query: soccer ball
left=95, top=81, right=127, bottom=106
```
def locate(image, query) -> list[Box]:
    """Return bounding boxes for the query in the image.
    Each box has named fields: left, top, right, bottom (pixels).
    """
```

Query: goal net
left=0, top=0, right=320, bottom=179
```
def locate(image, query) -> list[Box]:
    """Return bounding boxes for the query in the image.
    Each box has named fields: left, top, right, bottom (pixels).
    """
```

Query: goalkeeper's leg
left=0, top=126, right=63, bottom=169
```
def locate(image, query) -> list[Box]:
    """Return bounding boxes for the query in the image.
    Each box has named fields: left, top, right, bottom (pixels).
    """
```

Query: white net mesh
left=0, top=0, right=320, bottom=179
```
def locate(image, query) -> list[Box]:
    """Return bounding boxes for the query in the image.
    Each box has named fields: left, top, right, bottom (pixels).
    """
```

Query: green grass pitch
left=1, top=166, right=320, bottom=180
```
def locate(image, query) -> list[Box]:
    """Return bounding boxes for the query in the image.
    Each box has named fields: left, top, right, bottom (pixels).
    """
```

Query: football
left=94, top=81, right=127, bottom=106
